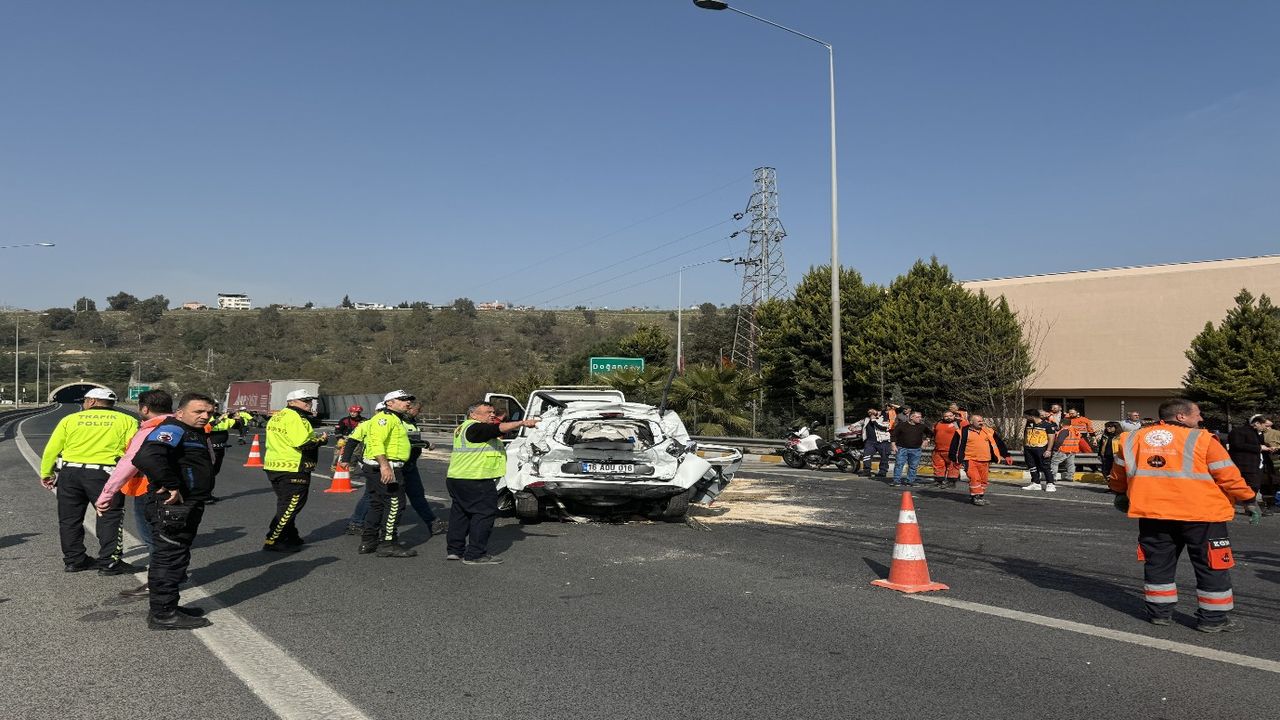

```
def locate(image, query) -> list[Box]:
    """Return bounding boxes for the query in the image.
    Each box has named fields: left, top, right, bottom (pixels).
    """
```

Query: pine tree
left=1183, top=290, right=1280, bottom=421
left=340, top=294, right=353, bottom=309
left=757, top=265, right=883, bottom=429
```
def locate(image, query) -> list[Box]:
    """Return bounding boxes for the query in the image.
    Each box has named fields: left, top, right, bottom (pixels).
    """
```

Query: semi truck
left=224, top=379, right=320, bottom=415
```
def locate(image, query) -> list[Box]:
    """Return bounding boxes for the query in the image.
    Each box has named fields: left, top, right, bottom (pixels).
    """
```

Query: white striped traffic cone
left=871, top=491, right=949, bottom=593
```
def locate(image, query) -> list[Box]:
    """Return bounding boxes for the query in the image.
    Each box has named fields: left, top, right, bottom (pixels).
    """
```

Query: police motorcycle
left=782, top=424, right=861, bottom=472
left=781, top=425, right=819, bottom=468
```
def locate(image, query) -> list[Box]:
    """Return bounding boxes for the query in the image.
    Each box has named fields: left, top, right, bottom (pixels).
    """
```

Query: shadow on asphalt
left=211, top=556, right=340, bottom=609
left=488, top=521, right=538, bottom=555
left=0, top=532, right=41, bottom=550
left=1240, top=550, right=1280, bottom=568
left=307, top=517, right=357, bottom=543
left=862, top=556, right=890, bottom=579
left=988, top=555, right=1147, bottom=620
left=193, top=525, right=249, bottom=549
left=193, top=539, right=327, bottom=587
left=210, top=486, right=274, bottom=503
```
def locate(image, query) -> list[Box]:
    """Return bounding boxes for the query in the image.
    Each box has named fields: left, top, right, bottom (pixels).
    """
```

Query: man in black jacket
left=1228, top=414, right=1273, bottom=512
left=132, top=392, right=216, bottom=630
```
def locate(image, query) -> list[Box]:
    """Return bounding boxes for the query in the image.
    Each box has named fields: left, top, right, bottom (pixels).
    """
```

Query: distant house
left=352, top=302, right=392, bottom=310
left=217, top=293, right=252, bottom=310
left=477, top=300, right=507, bottom=311
left=181, top=301, right=208, bottom=310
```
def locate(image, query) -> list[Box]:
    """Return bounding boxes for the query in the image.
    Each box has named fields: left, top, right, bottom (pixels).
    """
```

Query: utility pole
left=731, top=167, right=789, bottom=371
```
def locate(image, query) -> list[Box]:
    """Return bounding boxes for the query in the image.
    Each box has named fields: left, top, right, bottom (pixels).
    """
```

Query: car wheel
left=661, top=489, right=693, bottom=521
left=514, top=491, right=541, bottom=524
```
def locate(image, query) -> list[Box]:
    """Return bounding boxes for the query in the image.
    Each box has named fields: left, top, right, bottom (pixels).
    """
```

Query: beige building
left=963, top=255, right=1280, bottom=423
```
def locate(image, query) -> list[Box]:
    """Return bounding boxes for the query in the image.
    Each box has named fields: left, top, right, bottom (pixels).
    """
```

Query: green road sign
left=128, top=385, right=151, bottom=401
left=589, top=357, right=644, bottom=375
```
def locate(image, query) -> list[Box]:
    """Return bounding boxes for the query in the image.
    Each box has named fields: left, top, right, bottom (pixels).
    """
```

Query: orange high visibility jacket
left=1069, top=416, right=1093, bottom=435
left=1109, top=422, right=1254, bottom=522
left=1053, top=425, right=1091, bottom=454
left=932, top=420, right=962, bottom=454
left=948, top=425, right=1010, bottom=463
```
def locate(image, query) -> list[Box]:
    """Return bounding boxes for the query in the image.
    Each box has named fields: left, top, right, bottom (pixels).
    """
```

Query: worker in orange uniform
left=1048, top=420, right=1092, bottom=485
left=1110, top=399, right=1259, bottom=632
left=930, top=409, right=965, bottom=489
left=1065, top=408, right=1096, bottom=448
left=948, top=413, right=1011, bottom=506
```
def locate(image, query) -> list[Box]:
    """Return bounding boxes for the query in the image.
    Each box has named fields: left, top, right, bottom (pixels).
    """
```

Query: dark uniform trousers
left=446, top=478, right=499, bottom=561
left=1139, top=518, right=1234, bottom=624
left=863, top=439, right=892, bottom=477
left=264, top=471, right=311, bottom=545
left=362, top=464, right=407, bottom=545
left=211, top=447, right=227, bottom=479
left=1025, top=447, right=1052, bottom=483
left=56, top=466, right=125, bottom=566
left=145, top=497, right=205, bottom=615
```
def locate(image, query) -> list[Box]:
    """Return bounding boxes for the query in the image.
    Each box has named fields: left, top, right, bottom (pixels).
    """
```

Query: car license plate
left=581, top=462, right=636, bottom=474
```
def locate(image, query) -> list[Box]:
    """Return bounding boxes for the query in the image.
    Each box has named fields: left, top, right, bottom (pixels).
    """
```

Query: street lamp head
left=693, top=0, right=730, bottom=9
left=718, top=257, right=734, bottom=263
left=37, top=243, right=55, bottom=247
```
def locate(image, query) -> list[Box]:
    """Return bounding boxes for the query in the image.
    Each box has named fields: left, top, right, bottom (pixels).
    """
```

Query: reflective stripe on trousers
left=1143, top=582, right=1178, bottom=604
left=266, top=495, right=301, bottom=545
left=1197, top=588, right=1234, bottom=611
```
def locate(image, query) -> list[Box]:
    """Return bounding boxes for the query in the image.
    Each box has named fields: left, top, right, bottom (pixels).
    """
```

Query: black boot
left=376, top=542, right=417, bottom=558
left=148, top=611, right=212, bottom=630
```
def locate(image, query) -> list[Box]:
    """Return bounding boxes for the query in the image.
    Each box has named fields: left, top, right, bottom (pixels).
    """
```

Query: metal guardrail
left=405, top=425, right=1105, bottom=472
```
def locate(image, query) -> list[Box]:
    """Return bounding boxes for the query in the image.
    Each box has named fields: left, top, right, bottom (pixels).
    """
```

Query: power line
left=541, top=231, right=744, bottom=307
left=514, top=217, right=736, bottom=304
left=490, top=173, right=752, bottom=285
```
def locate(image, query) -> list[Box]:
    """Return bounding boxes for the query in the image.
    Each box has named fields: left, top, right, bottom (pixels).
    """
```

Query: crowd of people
left=839, top=402, right=1279, bottom=512
left=37, top=385, right=533, bottom=631
left=837, top=398, right=1272, bottom=632
left=35, top=386, right=1277, bottom=635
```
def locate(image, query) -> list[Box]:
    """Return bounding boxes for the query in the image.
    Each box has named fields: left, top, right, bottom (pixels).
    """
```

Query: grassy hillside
left=2, top=305, right=740, bottom=413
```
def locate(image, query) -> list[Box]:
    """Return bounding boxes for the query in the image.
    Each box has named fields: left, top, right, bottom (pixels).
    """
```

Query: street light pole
left=692, top=1, right=844, bottom=429
left=677, top=257, right=735, bottom=373
left=13, top=319, right=19, bottom=410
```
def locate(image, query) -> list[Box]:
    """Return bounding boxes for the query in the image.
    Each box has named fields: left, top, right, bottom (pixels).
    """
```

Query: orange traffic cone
left=243, top=434, right=264, bottom=468
left=871, top=491, right=949, bottom=593
left=323, top=463, right=355, bottom=493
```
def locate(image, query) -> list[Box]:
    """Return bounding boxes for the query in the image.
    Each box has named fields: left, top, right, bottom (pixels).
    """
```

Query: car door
left=484, top=393, right=526, bottom=439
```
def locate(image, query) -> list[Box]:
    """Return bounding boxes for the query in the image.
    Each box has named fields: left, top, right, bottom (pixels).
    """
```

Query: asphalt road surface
left=4, top=404, right=1279, bottom=720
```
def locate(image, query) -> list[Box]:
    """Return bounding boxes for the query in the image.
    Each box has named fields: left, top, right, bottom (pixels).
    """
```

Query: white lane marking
left=910, top=595, right=1280, bottom=675
left=17, top=414, right=372, bottom=720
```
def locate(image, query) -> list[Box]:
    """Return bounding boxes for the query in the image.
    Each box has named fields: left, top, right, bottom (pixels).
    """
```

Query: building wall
left=217, top=295, right=252, bottom=310
left=963, top=256, right=1280, bottom=401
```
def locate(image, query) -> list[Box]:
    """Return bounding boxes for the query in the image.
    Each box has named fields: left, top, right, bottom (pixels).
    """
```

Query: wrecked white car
left=485, top=387, right=743, bottom=521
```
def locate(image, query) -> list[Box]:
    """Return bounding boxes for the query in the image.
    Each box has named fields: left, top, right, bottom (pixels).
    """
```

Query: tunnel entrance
left=50, top=382, right=113, bottom=403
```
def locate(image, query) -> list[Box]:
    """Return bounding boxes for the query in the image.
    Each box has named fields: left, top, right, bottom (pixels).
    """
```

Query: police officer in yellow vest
left=39, top=387, right=140, bottom=574
left=446, top=401, right=539, bottom=565
left=358, top=390, right=418, bottom=558
left=262, top=389, right=327, bottom=553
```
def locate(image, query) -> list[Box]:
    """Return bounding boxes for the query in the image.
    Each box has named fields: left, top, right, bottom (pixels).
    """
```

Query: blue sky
left=3, top=1, right=1277, bottom=309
